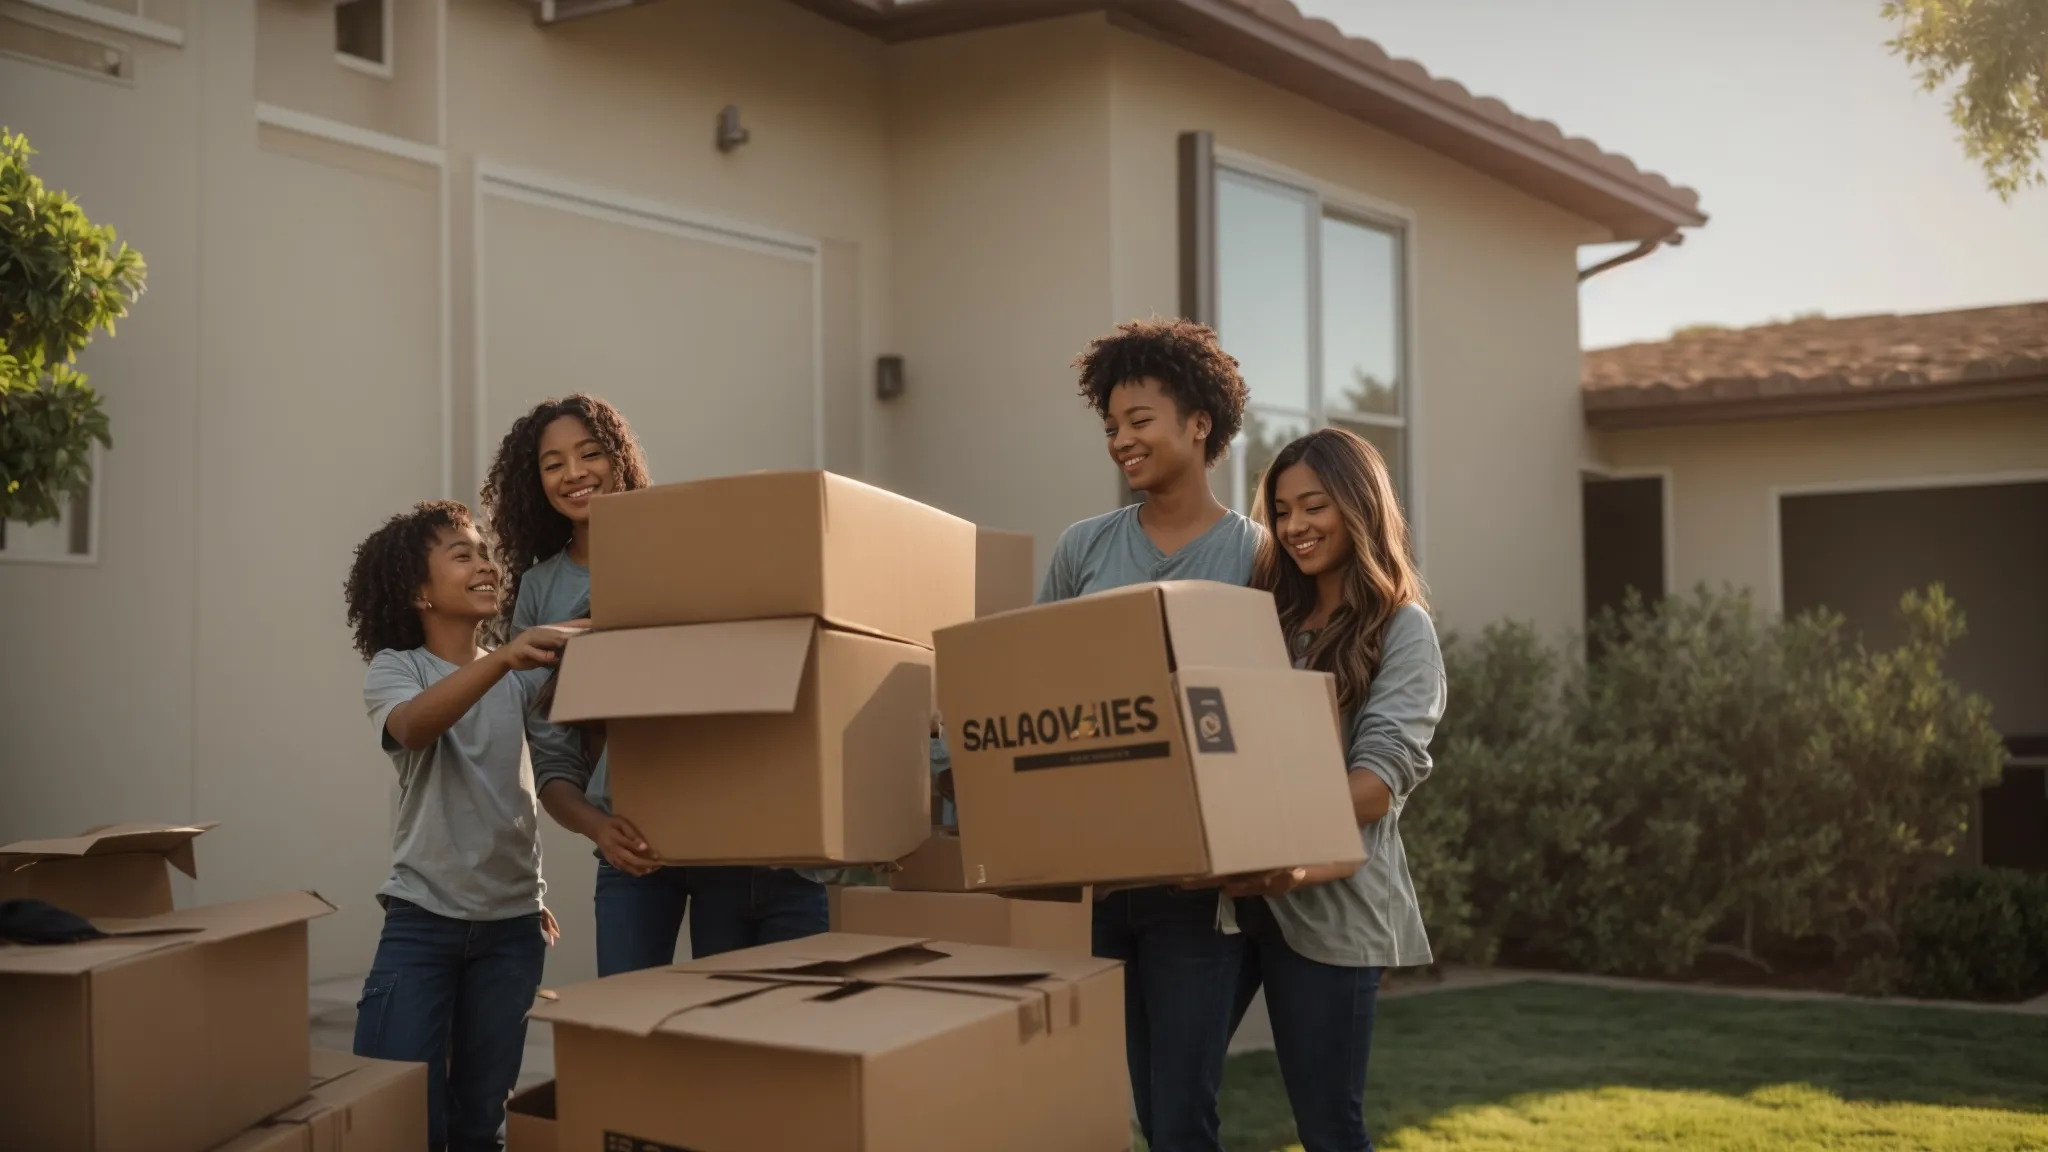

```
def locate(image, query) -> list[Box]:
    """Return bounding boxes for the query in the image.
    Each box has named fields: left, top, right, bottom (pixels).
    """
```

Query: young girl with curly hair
left=1238, top=427, right=1445, bottom=1152
left=343, top=500, right=575, bottom=1152
left=483, top=395, right=831, bottom=971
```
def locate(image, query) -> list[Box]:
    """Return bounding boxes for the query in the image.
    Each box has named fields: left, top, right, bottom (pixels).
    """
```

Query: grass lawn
left=1212, top=982, right=2048, bottom=1152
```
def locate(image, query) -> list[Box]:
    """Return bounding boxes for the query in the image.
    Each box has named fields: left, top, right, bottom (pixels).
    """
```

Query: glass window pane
left=1237, top=409, right=1313, bottom=512
left=1321, top=216, right=1402, bottom=417
left=1330, top=416, right=1406, bottom=508
left=1217, top=172, right=1313, bottom=413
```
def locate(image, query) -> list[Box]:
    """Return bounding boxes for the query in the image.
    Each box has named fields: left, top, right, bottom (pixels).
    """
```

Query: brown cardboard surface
left=533, top=934, right=1128, bottom=1152
left=886, top=830, right=1086, bottom=903
left=833, top=886, right=1092, bottom=954
left=974, top=527, right=1036, bottom=618
left=505, top=1081, right=556, bottom=1152
left=211, top=1050, right=428, bottom=1152
left=0, top=891, right=333, bottom=1152
left=937, top=582, right=1365, bottom=888
left=588, top=470, right=976, bottom=645
left=0, top=822, right=213, bottom=918
left=559, top=622, right=932, bottom=866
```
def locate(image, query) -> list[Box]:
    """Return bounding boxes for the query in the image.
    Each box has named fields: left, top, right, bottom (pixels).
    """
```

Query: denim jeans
left=1093, top=885, right=1246, bottom=1152
left=593, top=863, right=691, bottom=977
left=1230, top=896, right=1384, bottom=1152
left=682, top=865, right=831, bottom=958
left=352, top=899, right=546, bottom=1152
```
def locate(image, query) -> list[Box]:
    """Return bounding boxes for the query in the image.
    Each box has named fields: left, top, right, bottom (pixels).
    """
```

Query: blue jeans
left=683, top=865, right=831, bottom=958
left=352, top=899, right=545, bottom=1152
left=593, top=863, right=830, bottom=973
left=1093, top=886, right=1246, bottom=1152
left=1230, top=896, right=1384, bottom=1152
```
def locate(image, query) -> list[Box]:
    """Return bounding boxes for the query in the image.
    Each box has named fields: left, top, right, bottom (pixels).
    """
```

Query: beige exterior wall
left=1593, top=399, right=2048, bottom=609
left=1107, top=27, right=1602, bottom=638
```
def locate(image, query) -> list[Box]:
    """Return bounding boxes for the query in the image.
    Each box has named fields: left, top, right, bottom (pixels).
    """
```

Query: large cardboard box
left=552, top=618, right=933, bottom=865
left=211, top=1050, right=428, bottom=1152
left=831, top=886, right=1092, bottom=954
left=531, top=934, right=1129, bottom=1152
left=0, top=891, right=336, bottom=1152
left=936, top=581, right=1367, bottom=889
left=0, top=822, right=213, bottom=918
left=589, top=470, right=977, bottom=644
left=505, top=1081, right=557, bottom=1152
left=974, top=527, right=1036, bottom=618
left=885, top=830, right=1084, bottom=904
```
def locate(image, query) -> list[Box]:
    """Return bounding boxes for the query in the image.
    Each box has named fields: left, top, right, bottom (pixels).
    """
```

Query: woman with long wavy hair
left=1233, top=426, right=1446, bottom=1152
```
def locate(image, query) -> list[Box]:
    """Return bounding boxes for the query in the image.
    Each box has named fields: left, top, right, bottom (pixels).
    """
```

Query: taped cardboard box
left=211, top=1049, right=427, bottom=1152
left=937, top=581, right=1366, bottom=889
left=0, top=822, right=214, bottom=918
left=532, top=933, right=1129, bottom=1152
left=504, top=1081, right=556, bottom=1152
left=831, top=885, right=1092, bottom=954
left=551, top=618, right=933, bottom=866
left=0, top=890, right=336, bottom=1152
left=589, top=470, right=976, bottom=645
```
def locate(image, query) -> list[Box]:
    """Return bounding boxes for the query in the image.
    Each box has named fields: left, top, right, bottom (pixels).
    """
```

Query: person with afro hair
left=342, top=500, right=578, bottom=1152
left=1049, top=317, right=1265, bottom=1152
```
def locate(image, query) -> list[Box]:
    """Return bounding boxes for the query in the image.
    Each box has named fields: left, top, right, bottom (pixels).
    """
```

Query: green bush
left=1405, top=584, right=2008, bottom=983
left=1898, top=868, right=2048, bottom=1002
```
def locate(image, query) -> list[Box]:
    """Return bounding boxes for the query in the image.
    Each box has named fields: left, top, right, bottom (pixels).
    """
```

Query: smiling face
left=1270, top=460, right=1353, bottom=579
left=537, top=415, right=616, bottom=524
left=1103, top=377, right=1209, bottom=493
left=416, top=523, right=500, bottom=623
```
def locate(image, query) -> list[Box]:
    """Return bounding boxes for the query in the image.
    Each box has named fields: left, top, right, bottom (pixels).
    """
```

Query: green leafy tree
left=1885, top=0, right=2048, bottom=201
left=0, top=129, right=145, bottom=524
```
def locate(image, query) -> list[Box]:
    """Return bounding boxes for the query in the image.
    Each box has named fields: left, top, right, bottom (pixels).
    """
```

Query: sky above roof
left=1296, top=0, right=2048, bottom=351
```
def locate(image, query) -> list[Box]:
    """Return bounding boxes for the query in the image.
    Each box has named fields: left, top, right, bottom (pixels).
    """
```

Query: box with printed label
left=210, top=1049, right=427, bottom=1152
left=936, top=581, right=1366, bottom=889
left=531, top=933, right=1129, bottom=1152
left=831, top=885, right=1092, bottom=954
left=0, top=890, right=336, bottom=1152
left=0, top=822, right=214, bottom=919
left=588, top=470, right=976, bottom=645
left=551, top=618, right=933, bottom=866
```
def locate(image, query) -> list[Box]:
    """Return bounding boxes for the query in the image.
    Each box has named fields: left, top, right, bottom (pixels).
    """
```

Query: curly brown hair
left=480, top=394, right=650, bottom=633
left=1074, top=317, right=1248, bottom=465
left=344, top=501, right=475, bottom=662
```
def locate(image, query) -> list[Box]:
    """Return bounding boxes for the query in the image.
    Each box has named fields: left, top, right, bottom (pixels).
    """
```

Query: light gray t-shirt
left=364, top=648, right=545, bottom=921
left=516, top=549, right=837, bottom=883
left=1263, top=603, right=1445, bottom=968
left=1038, top=502, right=1264, bottom=603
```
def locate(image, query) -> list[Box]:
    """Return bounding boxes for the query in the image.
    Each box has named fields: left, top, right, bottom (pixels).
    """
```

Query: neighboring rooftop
left=1583, top=302, right=2048, bottom=429
left=787, top=0, right=1706, bottom=241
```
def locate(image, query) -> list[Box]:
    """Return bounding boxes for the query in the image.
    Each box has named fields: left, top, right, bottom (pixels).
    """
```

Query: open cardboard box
left=0, top=822, right=214, bottom=918
left=0, top=891, right=336, bottom=1152
left=504, top=1080, right=556, bottom=1152
left=831, top=885, right=1092, bottom=955
left=531, top=933, right=1129, bottom=1152
left=211, top=1049, right=428, bottom=1152
left=937, top=581, right=1366, bottom=890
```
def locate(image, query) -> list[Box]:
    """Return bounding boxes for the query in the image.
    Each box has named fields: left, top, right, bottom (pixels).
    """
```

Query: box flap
left=674, top=932, right=926, bottom=975
left=1155, top=582, right=1291, bottom=669
left=0, top=890, right=335, bottom=976
left=0, top=822, right=215, bottom=879
left=549, top=618, right=816, bottom=723
left=528, top=967, right=781, bottom=1036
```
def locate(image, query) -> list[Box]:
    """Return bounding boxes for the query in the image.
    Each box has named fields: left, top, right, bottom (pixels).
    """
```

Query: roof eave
left=1583, top=374, right=2048, bottom=431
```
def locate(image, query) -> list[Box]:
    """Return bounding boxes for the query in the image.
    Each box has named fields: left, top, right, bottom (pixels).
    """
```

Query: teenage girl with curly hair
left=343, top=500, right=575, bottom=1151
left=483, top=395, right=831, bottom=971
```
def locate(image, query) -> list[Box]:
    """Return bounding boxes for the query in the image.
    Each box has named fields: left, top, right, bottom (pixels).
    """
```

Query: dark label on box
left=1014, top=740, right=1173, bottom=773
left=1185, top=687, right=1236, bottom=754
left=605, top=1134, right=699, bottom=1152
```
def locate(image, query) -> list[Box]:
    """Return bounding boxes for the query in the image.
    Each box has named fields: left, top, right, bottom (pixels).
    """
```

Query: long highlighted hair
left=1251, top=427, right=1425, bottom=710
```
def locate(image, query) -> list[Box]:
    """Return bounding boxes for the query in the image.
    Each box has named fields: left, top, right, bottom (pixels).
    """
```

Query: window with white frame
left=335, top=0, right=391, bottom=76
left=1209, top=166, right=1411, bottom=515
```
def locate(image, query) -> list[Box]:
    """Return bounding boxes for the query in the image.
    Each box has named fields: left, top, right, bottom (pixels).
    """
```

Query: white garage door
left=479, top=176, right=818, bottom=486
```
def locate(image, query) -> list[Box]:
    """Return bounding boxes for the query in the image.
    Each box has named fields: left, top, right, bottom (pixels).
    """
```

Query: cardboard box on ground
left=0, top=823, right=339, bottom=1152
left=211, top=1050, right=428, bottom=1152
left=937, top=581, right=1367, bottom=890
left=830, top=884, right=1092, bottom=954
left=504, top=1081, right=556, bottom=1152
left=550, top=471, right=976, bottom=866
left=531, top=933, right=1130, bottom=1152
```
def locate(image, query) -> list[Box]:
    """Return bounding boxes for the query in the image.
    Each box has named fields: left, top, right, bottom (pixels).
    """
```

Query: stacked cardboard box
left=210, top=1050, right=428, bottom=1152
left=0, top=823, right=338, bottom=1152
left=548, top=471, right=977, bottom=867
